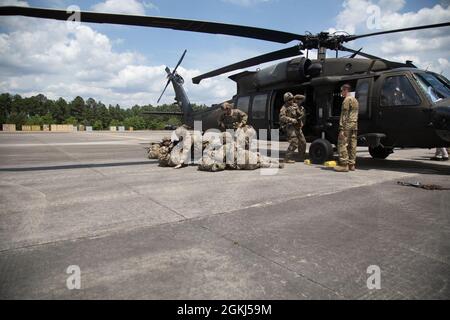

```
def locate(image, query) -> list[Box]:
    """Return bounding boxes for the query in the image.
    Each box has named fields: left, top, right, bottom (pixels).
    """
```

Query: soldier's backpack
left=147, top=143, right=161, bottom=159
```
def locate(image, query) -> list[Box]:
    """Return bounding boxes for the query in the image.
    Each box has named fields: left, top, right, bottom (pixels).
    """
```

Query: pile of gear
left=146, top=124, right=283, bottom=172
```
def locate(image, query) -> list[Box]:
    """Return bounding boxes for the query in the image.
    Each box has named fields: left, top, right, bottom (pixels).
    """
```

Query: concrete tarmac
left=0, top=131, right=449, bottom=299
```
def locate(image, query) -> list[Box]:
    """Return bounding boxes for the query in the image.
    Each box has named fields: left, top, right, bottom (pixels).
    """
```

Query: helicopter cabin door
left=375, top=73, right=432, bottom=147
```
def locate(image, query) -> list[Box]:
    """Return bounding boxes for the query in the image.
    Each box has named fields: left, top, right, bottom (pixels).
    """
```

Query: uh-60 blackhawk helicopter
left=1, top=6, right=449, bottom=164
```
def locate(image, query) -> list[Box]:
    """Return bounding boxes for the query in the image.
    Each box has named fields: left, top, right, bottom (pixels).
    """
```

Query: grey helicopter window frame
left=236, top=96, right=251, bottom=114
left=355, top=78, right=372, bottom=119
left=379, top=74, right=422, bottom=108
left=251, top=93, right=268, bottom=120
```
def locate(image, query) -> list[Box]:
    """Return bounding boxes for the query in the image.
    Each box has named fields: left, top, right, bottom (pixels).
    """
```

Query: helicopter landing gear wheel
left=368, top=146, right=393, bottom=159
left=309, top=139, right=333, bottom=164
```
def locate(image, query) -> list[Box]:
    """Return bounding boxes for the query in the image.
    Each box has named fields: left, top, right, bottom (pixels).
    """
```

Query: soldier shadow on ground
left=0, top=160, right=156, bottom=172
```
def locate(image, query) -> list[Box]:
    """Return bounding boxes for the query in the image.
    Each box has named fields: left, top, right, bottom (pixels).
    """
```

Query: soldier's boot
left=285, top=150, right=296, bottom=163
left=348, top=164, right=356, bottom=171
left=284, top=153, right=295, bottom=164
left=334, top=164, right=349, bottom=172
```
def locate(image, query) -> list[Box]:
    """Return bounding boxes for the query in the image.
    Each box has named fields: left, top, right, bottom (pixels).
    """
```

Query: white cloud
left=0, top=0, right=29, bottom=6
left=0, top=4, right=236, bottom=107
left=330, top=1, right=450, bottom=77
left=91, top=0, right=156, bottom=15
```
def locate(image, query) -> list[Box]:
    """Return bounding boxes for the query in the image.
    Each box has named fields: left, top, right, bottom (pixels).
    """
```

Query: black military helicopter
left=1, top=6, right=449, bottom=164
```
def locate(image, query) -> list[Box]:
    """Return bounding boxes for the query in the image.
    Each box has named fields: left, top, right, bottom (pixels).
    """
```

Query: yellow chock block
left=324, top=160, right=337, bottom=167
left=304, top=159, right=311, bottom=165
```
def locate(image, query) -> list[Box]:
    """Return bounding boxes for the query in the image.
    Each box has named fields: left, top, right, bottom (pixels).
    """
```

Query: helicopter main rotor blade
left=0, top=6, right=305, bottom=44
left=345, top=22, right=450, bottom=42
left=157, top=79, right=171, bottom=104
left=192, top=45, right=302, bottom=84
left=338, top=45, right=384, bottom=60
left=173, top=49, right=187, bottom=74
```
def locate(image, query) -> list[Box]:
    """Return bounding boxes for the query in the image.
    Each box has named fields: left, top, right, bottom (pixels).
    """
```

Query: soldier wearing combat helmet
left=279, top=92, right=307, bottom=163
left=218, top=102, right=248, bottom=131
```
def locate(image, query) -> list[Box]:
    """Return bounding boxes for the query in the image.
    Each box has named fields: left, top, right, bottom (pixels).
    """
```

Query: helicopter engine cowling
left=253, top=57, right=312, bottom=88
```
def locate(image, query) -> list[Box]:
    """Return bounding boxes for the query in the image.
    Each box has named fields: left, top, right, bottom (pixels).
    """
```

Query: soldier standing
left=334, top=84, right=359, bottom=172
left=279, top=92, right=306, bottom=163
left=218, top=102, right=248, bottom=131
left=293, top=94, right=307, bottom=159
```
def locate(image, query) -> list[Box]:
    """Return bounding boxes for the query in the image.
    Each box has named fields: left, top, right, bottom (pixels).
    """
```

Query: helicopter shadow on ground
left=320, top=156, right=450, bottom=176
left=257, top=147, right=450, bottom=176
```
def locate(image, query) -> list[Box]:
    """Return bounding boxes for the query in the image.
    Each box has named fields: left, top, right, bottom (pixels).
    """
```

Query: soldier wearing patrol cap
left=279, top=92, right=307, bottom=163
left=218, top=102, right=248, bottom=131
left=334, top=83, right=359, bottom=172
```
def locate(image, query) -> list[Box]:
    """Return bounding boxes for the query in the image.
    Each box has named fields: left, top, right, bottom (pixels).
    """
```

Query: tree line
left=0, top=93, right=208, bottom=130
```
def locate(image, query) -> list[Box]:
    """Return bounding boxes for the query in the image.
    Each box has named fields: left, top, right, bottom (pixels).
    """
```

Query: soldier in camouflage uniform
left=334, top=84, right=359, bottom=172
left=279, top=92, right=307, bottom=163
left=218, top=102, right=248, bottom=131
left=198, top=131, right=282, bottom=171
left=235, top=148, right=283, bottom=170
left=169, top=124, right=193, bottom=169
left=198, top=132, right=228, bottom=172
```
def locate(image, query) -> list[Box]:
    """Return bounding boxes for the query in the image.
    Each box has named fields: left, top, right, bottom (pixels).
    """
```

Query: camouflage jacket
left=339, top=96, right=359, bottom=131
left=218, top=109, right=248, bottom=130
left=279, top=103, right=305, bottom=128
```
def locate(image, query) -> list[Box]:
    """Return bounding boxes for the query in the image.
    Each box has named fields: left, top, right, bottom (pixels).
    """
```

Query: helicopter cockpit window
left=413, top=72, right=450, bottom=103
left=236, top=96, right=250, bottom=114
left=380, top=76, right=421, bottom=107
left=252, top=94, right=268, bottom=119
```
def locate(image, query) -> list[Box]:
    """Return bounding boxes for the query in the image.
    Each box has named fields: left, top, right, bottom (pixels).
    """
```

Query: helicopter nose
left=431, top=105, right=450, bottom=142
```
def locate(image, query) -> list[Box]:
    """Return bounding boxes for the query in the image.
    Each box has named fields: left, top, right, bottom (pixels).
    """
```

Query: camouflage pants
left=285, top=125, right=306, bottom=159
left=235, top=149, right=260, bottom=170
left=258, top=154, right=281, bottom=168
left=337, top=130, right=357, bottom=166
left=198, top=147, right=227, bottom=172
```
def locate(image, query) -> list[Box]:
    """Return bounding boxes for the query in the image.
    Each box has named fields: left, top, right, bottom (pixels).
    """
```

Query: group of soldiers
left=148, top=83, right=359, bottom=173
left=147, top=102, right=282, bottom=172
left=278, top=85, right=359, bottom=172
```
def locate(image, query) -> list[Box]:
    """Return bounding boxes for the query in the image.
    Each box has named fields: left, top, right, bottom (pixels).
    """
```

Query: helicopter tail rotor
left=156, top=50, right=187, bottom=104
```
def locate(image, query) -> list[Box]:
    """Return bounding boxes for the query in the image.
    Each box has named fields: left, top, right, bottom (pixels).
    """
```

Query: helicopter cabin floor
left=0, top=131, right=449, bottom=299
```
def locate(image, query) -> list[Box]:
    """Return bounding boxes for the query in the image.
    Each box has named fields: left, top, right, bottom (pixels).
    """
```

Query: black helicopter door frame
left=374, top=72, right=433, bottom=147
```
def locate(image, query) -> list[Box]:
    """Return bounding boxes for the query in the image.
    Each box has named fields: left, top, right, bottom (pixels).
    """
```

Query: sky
left=0, top=0, right=449, bottom=107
